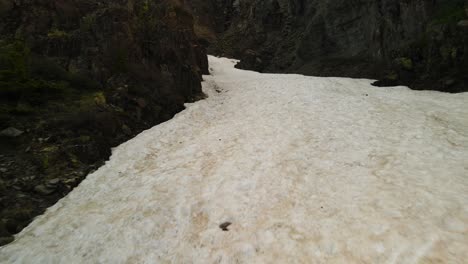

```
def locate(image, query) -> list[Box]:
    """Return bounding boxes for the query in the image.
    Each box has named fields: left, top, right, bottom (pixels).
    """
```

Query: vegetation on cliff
left=0, top=0, right=207, bottom=246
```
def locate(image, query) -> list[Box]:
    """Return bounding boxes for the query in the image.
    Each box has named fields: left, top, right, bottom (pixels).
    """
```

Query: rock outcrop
left=192, top=0, right=468, bottom=92
left=0, top=0, right=207, bottom=245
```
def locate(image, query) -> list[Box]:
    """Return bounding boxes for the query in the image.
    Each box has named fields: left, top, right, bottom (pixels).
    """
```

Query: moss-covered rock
left=394, top=57, right=413, bottom=71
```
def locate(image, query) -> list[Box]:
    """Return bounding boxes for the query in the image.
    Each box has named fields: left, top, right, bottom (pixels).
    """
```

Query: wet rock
left=64, top=177, right=80, bottom=186
left=0, top=127, right=24, bottom=137
left=219, top=222, right=232, bottom=231
left=47, top=178, right=60, bottom=186
left=457, top=20, right=468, bottom=28
left=34, top=185, right=56, bottom=195
left=0, top=168, right=7, bottom=173
left=16, top=193, right=28, bottom=198
left=372, top=75, right=399, bottom=87
left=444, top=79, right=456, bottom=87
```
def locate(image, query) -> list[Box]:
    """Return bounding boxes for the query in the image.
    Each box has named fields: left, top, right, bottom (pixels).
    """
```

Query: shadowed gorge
left=188, top=0, right=468, bottom=93
left=1, top=55, right=467, bottom=263
left=0, top=0, right=467, bottom=262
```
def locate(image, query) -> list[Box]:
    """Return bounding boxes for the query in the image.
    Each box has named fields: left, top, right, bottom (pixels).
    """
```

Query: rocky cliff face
left=0, top=0, right=207, bottom=245
left=192, top=0, right=468, bottom=92
left=1, top=0, right=208, bottom=109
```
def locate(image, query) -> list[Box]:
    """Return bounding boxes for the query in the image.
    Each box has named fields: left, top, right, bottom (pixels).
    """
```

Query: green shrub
left=0, top=45, right=71, bottom=104
left=47, top=29, right=71, bottom=39
left=30, top=55, right=100, bottom=90
left=0, top=40, right=101, bottom=105
left=394, top=57, right=413, bottom=70
left=0, top=40, right=29, bottom=81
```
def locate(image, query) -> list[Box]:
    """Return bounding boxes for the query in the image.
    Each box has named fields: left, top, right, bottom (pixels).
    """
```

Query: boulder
left=33, top=185, right=56, bottom=195
left=457, top=20, right=468, bottom=28
left=0, top=127, right=24, bottom=137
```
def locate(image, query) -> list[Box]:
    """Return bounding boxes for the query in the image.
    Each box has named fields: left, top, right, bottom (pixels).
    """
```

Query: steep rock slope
left=0, top=0, right=207, bottom=245
left=192, top=0, right=468, bottom=92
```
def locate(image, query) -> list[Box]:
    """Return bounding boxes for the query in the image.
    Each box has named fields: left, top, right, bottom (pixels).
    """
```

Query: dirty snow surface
left=2, top=56, right=468, bottom=263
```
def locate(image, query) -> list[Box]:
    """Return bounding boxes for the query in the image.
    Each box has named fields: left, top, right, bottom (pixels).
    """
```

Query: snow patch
left=1, top=56, right=468, bottom=263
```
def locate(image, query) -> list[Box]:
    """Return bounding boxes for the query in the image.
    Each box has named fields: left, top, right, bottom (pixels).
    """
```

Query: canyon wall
left=191, top=0, right=468, bottom=92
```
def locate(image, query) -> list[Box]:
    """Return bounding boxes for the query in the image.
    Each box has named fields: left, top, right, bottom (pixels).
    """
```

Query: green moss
left=0, top=40, right=101, bottom=109
left=0, top=41, right=73, bottom=103
left=77, top=93, right=96, bottom=109
left=78, top=135, right=91, bottom=143
left=93, top=92, right=106, bottom=105
left=42, top=146, right=58, bottom=152
left=0, top=40, right=29, bottom=80
left=395, top=57, right=413, bottom=71
left=47, top=29, right=71, bottom=39
left=76, top=91, right=107, bottom=110
left=142, top=0, right=150, bottom=13
left=386, top=72, right=398, bottom=81
left=41, top=154, right=49, bottom=170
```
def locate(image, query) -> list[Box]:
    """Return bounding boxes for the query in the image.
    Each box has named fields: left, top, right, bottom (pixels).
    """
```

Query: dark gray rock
left=0, top=236, right=14, bottom=246
left=191, top=0, right=468, bottom=92
left=458, top=20, right=468, bottom=27
left=0, top=0, right=14, bottom=16
left=0, top=127, right=24, bottom=137
left=33, top=185, right=56, bottom=195
left=47, top=178, right=60, bottom=186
